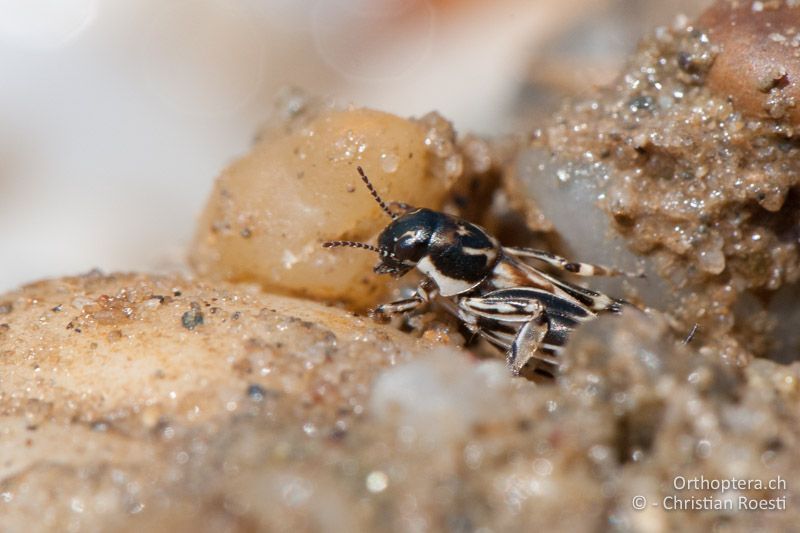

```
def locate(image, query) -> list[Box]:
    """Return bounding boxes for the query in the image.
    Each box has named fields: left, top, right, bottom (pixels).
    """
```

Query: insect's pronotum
left=324, top=166, right=632, bottom=376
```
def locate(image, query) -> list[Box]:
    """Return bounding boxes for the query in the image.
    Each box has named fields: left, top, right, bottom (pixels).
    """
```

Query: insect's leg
left=459, top=293, right=544, bottom=323
left=371, top=295, right=424, bottom=319
left=459, top=291, right=552, bottom=375
left=370, top=280, right=435, bottom=320
left=683, top=323, right=699, bottom=345
left=507, top=316, right=550, bottom=376
left=416, top=278, right=438, bottom=301
left=504, top=247, right=643, bottom=278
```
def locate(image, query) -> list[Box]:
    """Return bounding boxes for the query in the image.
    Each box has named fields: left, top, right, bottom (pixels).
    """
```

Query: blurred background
left=0, top=0, right=705, bottom=293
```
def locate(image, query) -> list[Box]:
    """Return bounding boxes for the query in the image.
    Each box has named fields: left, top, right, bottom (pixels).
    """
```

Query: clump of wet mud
left=1, top=273, right=797, bottom=530
left=515, top=2, right=800, bottom=364
left=0, top=272, right=456, bottom=529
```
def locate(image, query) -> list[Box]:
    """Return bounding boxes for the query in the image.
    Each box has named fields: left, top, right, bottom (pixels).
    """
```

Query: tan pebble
left=190, top=107, right=459, bottom=310
left=700, top=1, right=800, bottom=122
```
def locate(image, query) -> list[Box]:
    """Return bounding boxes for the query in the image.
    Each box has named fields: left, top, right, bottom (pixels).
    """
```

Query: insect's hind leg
left=507, top=316, right=551, bottom=376
left=504, top=247, right=643, bottom=278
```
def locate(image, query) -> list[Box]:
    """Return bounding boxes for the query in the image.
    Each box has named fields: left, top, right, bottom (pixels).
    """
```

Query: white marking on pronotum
left=416, top=256, right=480, bottom=297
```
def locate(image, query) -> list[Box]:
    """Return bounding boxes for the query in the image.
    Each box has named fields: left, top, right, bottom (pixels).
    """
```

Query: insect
left=324, top=166, right=631, bottom=377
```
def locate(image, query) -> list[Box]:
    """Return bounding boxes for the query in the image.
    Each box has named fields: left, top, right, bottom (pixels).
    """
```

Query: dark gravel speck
left=182, top=303, right=204, bottom=330
left=246, top=384, right=267, bottom=401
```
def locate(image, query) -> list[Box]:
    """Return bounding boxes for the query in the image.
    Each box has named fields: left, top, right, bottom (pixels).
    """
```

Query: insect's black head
left=373, top=208, right=438, bottom=277
left=322, top=166, right=501, bottom=295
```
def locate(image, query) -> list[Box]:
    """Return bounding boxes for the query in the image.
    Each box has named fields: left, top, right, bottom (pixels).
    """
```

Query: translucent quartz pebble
left=515, top=148, right=668, bottom=308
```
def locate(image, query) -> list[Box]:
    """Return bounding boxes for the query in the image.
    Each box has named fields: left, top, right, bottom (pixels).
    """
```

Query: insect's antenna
left=323, top=240, right=383, bottom=255
left=357, top=166, right=397, bottom=220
